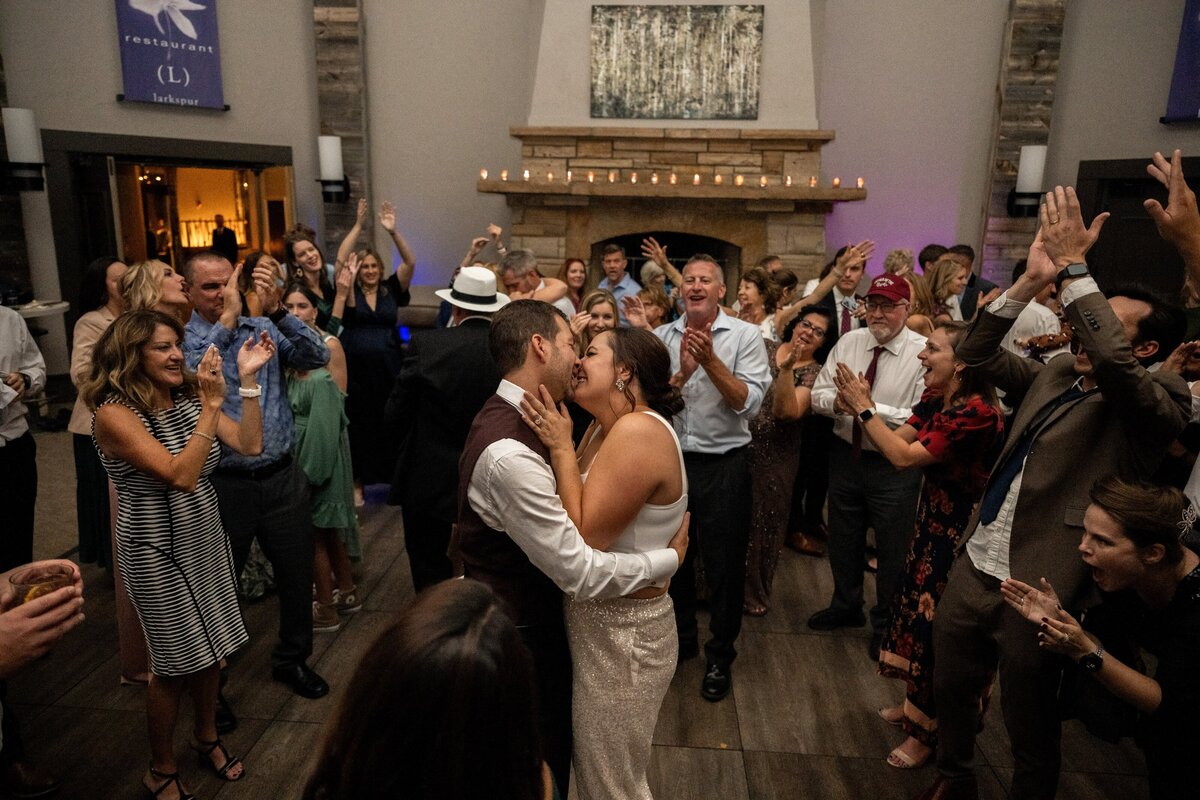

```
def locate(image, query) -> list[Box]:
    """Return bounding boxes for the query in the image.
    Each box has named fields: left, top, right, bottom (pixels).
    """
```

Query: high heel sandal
left=191, top=737, right=245, bottom=781
left=144, top=765, right=195, bottom=799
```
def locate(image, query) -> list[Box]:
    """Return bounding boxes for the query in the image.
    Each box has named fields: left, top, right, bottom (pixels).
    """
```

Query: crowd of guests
left=2, top=150, right=1199, bottom=800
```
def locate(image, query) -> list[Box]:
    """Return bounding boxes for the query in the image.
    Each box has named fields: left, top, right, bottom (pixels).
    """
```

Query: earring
left=615, top=378, right=626, bottom=392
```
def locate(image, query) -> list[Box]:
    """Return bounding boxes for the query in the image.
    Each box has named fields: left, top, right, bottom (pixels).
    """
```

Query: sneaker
left=332, top=586, right=363, bottom=615
left=312, top=601, right=342, bottom=632
left=701, top=662, right=732, bottom=702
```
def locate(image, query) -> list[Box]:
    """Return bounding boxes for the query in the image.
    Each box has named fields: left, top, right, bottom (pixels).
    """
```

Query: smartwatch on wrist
left=1078, top=644, right=1105, bottom=673
left=858, top=408, right=875, bottom=424
left=1055, top=262, right=1089, bottom=286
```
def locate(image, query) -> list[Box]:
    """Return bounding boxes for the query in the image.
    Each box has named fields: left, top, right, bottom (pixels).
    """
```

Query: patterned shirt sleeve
left=916, top=396, right=1002, bottom=463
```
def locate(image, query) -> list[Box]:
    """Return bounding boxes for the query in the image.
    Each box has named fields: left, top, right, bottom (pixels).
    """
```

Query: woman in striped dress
left=84, top=310, right=275, bottom=800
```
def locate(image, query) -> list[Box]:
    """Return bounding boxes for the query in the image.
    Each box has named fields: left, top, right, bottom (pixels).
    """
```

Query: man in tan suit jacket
left=915, top=188, right=1191, bottom=800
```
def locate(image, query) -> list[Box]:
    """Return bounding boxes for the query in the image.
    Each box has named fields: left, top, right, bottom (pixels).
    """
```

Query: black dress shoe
left=271, top=662, right=329, bottom=699
left=215, top=690, right=238, bottom=734
left=868, top=631, right=883, bottom=662
left=3, top=761, right=60, bottom=798
left=806, top=607, right=867, bottom=631
left=701, top=662, right=731, bottom=702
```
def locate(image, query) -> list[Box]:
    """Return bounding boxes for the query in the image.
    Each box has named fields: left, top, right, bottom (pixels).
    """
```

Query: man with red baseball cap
left=807, top=272, right=928, bottom=662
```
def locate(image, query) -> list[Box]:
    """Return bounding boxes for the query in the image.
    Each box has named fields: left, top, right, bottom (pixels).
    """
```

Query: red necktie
left=852, top=345, right=885, bottom=458
left=840, top=305, right=852, bottom=335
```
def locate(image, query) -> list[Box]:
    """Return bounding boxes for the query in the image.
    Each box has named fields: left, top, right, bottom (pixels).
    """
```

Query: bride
left=521, top=326, right=688, bottom=800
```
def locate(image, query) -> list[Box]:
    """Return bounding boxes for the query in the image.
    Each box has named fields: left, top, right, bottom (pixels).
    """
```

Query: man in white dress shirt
left=0, top=305, right=46, bottom=572
left=808, top=274, right=927, bottom=661
left=457, top=299, right=687, bottom=794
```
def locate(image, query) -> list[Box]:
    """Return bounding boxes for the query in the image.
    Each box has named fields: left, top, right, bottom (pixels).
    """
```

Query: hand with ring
left=519, top=384, right=574, bottom=456
left=1001, top=576, right=1094, bottom=659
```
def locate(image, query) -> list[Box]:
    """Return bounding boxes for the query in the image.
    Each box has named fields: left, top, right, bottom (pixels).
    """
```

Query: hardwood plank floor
left=15, top=429, right=1153, bottom=798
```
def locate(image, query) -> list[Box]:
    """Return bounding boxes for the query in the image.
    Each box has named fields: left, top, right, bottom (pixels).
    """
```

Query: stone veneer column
left=979, top=0, right=1066, bottom=288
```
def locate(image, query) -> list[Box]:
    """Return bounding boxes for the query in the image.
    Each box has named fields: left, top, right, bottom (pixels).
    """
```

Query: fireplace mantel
left=479, top=126, right=864, bottom=279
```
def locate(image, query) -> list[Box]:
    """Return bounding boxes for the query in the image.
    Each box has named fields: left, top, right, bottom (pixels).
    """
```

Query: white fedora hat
left=435, top=265, right=511, bottom=312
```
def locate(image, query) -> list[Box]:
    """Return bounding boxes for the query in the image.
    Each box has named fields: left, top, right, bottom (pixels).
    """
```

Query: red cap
left=864, top=274, right=910, bottom=304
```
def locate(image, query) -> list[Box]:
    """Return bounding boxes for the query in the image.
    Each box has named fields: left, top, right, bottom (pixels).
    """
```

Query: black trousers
left=520, top=621, right=572, bottom=797
left=0, top=681, right=24, bottom=762
left=401, top=507, right=454, bottom=592
left=0, top=431, right=36, bottom=573
left=669, top=446, right=751, bottom=668
left=210, top=462, right=314, bottom=668
left=789, top=415, right=833, bottom=533
left=73, top=433, right=112, bottom=568
left=826, top=438, right=922, bottom=632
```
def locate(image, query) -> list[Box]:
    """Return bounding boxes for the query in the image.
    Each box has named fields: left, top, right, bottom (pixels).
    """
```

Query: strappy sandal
left=191, top=737, right=245, bottom=781
left=144, top=765, right=195, bottom=799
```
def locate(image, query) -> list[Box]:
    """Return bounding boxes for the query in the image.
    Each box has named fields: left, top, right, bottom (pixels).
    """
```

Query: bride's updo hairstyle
left=608, top=327, right=685, bottom=420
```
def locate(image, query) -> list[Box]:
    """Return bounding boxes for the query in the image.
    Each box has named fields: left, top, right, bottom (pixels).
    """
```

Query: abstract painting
left=590, top=5, right=763, bottom=120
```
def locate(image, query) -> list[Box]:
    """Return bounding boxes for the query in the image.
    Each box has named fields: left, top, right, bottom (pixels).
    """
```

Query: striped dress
left=96, top=395, right=248, bottom=676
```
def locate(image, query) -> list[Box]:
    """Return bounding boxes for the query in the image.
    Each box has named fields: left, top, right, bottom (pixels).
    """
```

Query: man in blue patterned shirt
left=183, top=251, right=331, bottom=703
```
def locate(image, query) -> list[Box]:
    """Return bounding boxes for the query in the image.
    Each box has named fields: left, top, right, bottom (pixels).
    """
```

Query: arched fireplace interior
left=591, top=231, right=742, bottom=287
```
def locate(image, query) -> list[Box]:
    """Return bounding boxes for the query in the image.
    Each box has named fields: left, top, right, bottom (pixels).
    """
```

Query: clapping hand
left=833, top=362, right=874, bottom=415
left=236, top=331, right=276, bottom=380
left=682, top=323, right=714, bottom=366
left=1000, top=577, right=1094, bottom=659
left=379, top=201, right=397, bottom=233
left=1145, top=149, right=1200, bottom=256
left=621, top=295, right=650, bottom=329
left=1160, top=339, right=1200, bottom=378
left=569, top=312, right=592, bottom=338
left=519, top=384, right=574, bottom=454
left=196, top=345, right=227, bottom=411
left=335, top=262, right=355, bottom=299
left=220, top=264, right=244, bottom=326
left=252, top=262, right=281, bottom=315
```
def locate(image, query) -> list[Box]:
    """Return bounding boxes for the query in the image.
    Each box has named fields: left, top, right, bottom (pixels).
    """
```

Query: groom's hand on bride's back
left=669, top=512, right=690, bottom=567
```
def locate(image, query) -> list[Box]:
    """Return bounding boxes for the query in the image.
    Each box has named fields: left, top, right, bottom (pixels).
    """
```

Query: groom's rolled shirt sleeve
left=467, top=440, right=678, bottom=599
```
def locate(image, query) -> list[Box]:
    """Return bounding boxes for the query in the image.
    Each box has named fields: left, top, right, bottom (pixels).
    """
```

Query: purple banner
left=1165, top=0, right=1200, bottom=123
left=115, top=0, right=225, bottom=110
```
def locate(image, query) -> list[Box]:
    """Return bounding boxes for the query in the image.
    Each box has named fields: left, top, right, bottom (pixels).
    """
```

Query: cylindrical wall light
left=2, top=108, right=45, bottom=191
left=317, top=135, right=349, bottom=203
left=1008, top=144, right=1047, bottom=217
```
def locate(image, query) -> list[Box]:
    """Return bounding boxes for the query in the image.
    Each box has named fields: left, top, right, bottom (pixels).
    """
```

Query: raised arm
left=379, top=201, right=415, bottom=291
left=1145, top=149, right=1200, bottom=282
left=775, top=241, right=871, bottom=334
left=640, top=236, right=685, bottom=288
left=335, top=197, right=369, bottom=270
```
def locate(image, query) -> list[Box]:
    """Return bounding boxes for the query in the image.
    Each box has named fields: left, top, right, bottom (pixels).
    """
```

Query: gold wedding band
left=1049, top=217, right=1060, bottom=225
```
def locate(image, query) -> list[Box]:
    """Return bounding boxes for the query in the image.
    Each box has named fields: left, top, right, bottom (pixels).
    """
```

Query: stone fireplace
left=477, top=127, right=864, bottom=285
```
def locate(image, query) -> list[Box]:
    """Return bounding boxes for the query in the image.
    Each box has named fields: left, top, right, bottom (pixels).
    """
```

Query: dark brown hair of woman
left=607, top=327, right=685, bottom=420
left=739, top=266, right=780, bottom=313
left=934, top=319, right=998, bottom=409
left=1089, top=477, right=1188, bottom=565
left=80, top=309, right=196, bottom=413
left=302, top=579, right=545, bottom=800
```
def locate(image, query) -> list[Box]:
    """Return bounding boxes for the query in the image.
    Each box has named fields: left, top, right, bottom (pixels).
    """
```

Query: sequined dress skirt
left=565, top=593, right=676, bottom=800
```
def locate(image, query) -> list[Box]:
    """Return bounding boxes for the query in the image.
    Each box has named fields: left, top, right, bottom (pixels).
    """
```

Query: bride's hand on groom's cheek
left=520, top=385, right=573, bottom=451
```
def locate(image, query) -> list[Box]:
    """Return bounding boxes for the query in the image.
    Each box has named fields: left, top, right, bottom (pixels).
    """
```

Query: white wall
left=815, top=0, right=1009, bottom=270
left=528, top=0, right=818, bottom=128
left=1046, top=0, right=1200, bottom=188
left=0, top=0, right=322, bottom=232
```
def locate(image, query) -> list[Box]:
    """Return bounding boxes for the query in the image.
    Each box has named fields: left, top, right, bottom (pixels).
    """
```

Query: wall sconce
left=2, top=108, right=45, bottom=191
left=317, top=135, right=349, bottom=203
left=1007, top=144, right=1046, bottom=217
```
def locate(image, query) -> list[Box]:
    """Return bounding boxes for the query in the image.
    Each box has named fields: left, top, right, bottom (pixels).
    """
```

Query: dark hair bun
left=646, top=383, right=685, bottom=420
left=609, top=328, right=686, bottom=422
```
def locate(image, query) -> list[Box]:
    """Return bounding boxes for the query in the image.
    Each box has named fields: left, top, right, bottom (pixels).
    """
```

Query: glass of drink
left=9, top=564, right=75, bottom=604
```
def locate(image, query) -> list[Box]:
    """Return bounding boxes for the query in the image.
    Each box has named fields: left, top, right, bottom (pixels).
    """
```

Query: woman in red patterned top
left=834, top=319, right=1003, bottom=770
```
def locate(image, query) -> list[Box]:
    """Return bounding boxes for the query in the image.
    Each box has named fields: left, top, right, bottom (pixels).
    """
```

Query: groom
left=456, top=299, right=688, bottom=794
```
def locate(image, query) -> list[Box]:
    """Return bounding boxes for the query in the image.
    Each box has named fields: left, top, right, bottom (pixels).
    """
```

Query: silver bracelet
left=238, top=384, right=263, bottom=398
left=193, top=430, right=216, bottom=443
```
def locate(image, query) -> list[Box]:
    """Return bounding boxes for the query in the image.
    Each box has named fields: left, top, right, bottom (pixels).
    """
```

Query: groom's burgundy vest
left=456, top=393, right=563, bottom=628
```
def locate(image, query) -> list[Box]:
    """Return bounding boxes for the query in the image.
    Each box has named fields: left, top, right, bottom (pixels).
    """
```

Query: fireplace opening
left=591, top=231, right=742, bottom=288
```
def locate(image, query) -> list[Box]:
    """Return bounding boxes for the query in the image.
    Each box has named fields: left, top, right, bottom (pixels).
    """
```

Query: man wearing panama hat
left=385, top=266, right=509, bottom=589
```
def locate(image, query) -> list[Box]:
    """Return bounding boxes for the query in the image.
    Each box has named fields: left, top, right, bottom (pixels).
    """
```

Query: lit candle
left=693, top=173, right=701, bottom=185
left=714, top=174, right=723, bottom=185
left=785, top=175, right=792, bottom=187
left=832, top=177, right=841, bottom=188
left=735, top=175, right=744, bottom=187
left=808, top=176, right=817, bottom=188
left=669, top=173, right=677, bottom=185
left=608, top=170, right=617, bottom=183
left=567, top=170, right=572, bottom=182
left=523, top=169, right=530, bottom=181
left=651, top=172, right=659, bottom=185
left=588, top=171, right=595, bottom=183
left=480, top=168, right=488, bottom=180
left=857, top=177, right=865, bottom=189
left=759, top=175, right=768, bottom=187
left=631, top=172, right=638, bottom=184
left=547, top=171, right=554, bottom=182
left=500, top=170, right=509, bottom=181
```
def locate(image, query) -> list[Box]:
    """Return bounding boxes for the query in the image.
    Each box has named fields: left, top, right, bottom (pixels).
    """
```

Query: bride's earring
left=615, top=378, right=626, bottom=392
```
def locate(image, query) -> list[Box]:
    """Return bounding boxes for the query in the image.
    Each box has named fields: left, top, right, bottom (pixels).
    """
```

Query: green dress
left=288, top=360, right=362, bottom=560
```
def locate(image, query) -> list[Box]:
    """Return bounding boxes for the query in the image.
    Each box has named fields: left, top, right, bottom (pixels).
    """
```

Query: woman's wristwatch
left=1078, top=644, right=1105, bottom=673
left=858, top=408, right=875, bottom=423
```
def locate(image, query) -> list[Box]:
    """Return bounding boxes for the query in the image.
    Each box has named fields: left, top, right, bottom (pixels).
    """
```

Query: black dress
left=341, top=276, right=409, bottom=485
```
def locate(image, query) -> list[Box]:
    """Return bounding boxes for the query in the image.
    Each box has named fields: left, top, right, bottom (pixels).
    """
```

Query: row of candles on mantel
left=479, top=168, right=864, bottom=189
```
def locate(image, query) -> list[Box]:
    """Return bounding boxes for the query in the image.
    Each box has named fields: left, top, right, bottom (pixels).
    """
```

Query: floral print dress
left=878, top=390, right=1003, bottom=745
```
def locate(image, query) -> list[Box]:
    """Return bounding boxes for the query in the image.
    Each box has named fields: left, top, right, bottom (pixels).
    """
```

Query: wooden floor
left=14, top=430, right=1150, bottom=799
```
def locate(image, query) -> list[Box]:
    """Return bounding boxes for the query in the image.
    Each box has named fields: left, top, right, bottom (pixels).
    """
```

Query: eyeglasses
left=863, top=300, right=908, bottom=313
left=796, top=320, right=827, bottom=338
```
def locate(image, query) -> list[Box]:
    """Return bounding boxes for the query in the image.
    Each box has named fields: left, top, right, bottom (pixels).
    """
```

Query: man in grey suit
left=914, top=188, right=1190, bottom=800
left=385, top=266, right=509, bottom=590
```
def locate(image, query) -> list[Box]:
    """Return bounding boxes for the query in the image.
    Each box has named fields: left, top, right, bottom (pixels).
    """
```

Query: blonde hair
left=579, top=289, right=619, bottom=348
left=905, top=272, right=937, bottom=317
left=80, top=310, right=196, bottom=413
left=121, top=260, right=171, bottom=312
left=883, top=249, right=915, bottom=275
left=927, top=256, right=968, bottom=303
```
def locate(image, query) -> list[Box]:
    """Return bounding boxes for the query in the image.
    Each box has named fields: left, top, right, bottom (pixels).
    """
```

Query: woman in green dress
left=283, top=282, right=362, bottom=633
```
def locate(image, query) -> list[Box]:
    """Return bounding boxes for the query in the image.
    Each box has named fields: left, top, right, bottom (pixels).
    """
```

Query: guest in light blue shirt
left=643, top=254, right=770, bottom=703
left=597, top=244, right=642, bottom=326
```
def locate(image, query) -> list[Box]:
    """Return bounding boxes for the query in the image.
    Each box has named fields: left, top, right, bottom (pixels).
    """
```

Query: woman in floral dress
left=834, top=320, right=1002, bottom=770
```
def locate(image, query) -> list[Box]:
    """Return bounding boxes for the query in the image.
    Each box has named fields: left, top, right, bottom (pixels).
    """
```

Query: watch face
left=1080, top=652, right=1103, bottom=672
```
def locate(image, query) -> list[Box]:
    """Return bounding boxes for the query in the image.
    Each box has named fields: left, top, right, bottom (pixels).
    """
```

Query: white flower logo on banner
left=129, top=0, right=207, bottom=40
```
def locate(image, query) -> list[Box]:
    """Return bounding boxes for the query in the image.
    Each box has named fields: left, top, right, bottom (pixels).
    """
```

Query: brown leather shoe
left=910, top=774, right=978, bottom=800
left=785, top=531, right=825, bottom=557
left=3, top=761, right=61, bottom=798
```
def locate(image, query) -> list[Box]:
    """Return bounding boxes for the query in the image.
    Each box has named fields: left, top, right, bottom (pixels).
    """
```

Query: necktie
left=852, top=345, right=885, bottom=457
left=840, top=305, right=852, bottom=335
